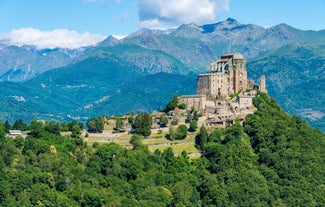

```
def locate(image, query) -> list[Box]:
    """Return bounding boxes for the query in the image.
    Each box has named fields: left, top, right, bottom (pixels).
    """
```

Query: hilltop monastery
left=179, top=52, right=267, bottom=126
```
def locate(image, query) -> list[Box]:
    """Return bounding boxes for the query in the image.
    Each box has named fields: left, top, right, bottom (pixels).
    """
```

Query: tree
left=159, top=114, right=168, bottom=127
left=115, top=118, right=124, bottom=132
left=208, top=129, right=223, bottom=143
left=29, top=120, right=45, bottom=138
left=3, top=121, right=11, bottom=133
left=60, top=122, right=69, bottom=132
left=178, top=103, right=186, bottom=110
left=175, top=125, right=187, bottom=140
left=168, top=125, right=176, bottom=140
left=12, top=119, right=29, bottom=131
left=68, top=120, right=83, bottom=131
left=193, top=111, right=199, bottom=121
left=87, top=117, right=104, bottom=133
left=185, top=111, right=192, bottom=123
left=129, top=134, right=147, bottom=150
left=128, top=111, right=135, bottom=125
left=165, top=94, right=178, bottom=112
left=45, top=121, right=60, bottom=135
left=71, top=124, right=81, bottom=138
left=132, top=113, right=152, bottom=137
left=195, top=125, right=208, bottom=150
left=188, top=120, right=198, bottom=132
left=0, top=121, right=6, bottom=138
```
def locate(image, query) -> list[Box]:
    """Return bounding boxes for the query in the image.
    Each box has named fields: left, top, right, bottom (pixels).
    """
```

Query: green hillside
left=248, top=42, right=325, bottom=131
left=0, top=92, right=324, bottom=206
left=0, top=54, right=196, bottom=123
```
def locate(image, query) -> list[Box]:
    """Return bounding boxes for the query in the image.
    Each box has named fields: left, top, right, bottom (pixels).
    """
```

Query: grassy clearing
left=60, top=131, right=71, bottom=136
left=104, top=124, right=114, bottom=130
left=142, top=136, right=194, bottom=145
left=148, top=144, right=199, bottom=154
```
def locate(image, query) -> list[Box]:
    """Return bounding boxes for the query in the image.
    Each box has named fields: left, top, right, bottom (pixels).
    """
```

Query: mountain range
left=0, top=18, right=324, bottom=131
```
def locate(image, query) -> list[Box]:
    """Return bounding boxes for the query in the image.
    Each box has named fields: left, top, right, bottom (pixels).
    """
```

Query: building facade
left=179, top=52, right=266, bottom=126
left=197, top=52, right=248, bottom=98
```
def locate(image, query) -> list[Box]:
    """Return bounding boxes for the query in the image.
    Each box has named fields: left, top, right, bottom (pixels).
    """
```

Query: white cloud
left=4, top=28, right=106, bottom=49
left=112, top=34, right=127, bottom=40
left=137, top=0, right=229, bottom=27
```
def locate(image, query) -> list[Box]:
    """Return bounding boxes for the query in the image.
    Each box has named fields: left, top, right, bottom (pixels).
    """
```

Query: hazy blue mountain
left=78, top=72, right=196, bottom=117
left=248, top=42, right=325, bottom=130
left=0, top=19, right=324, bottom=131
left=0, top=54, right=195, bottom=123
left=114, top=18, right=325, bottom=72
left=76, top=44, right=191, bottom=75
left=2, top=18, right=325, bottom=81
left=0, top=45, right=77, bottom=81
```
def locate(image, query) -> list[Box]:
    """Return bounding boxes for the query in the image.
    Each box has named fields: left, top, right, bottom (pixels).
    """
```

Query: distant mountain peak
left=200, top=18, right=243, bottom=33
left=225, top=17, right=238, bottom=24
left=98, top=35, right=120, bottom=47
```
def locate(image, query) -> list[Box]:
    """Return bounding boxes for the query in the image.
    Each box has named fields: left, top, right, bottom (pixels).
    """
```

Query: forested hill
left=0, top=92, right=325, bottom=206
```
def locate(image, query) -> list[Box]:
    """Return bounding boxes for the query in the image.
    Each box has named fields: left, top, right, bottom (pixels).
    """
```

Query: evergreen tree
left=185, top=111, right=192, bottom=123
left=132, top=113, right=152, bottom=137
left=193, top=111, right=199, bottom=121
left=71, top=124, right=82, bottom=138
left=3, top=121, right=11, bottom=133
left=195, top=125, right=208, bottom=150
left=12, top=119, right=29, bottom=131
left=45, top=121, right=60, bottom=135
left=188, top=120, right=198, bottom=132
left=0, top=121, right=6, bottom=138
left=165, top=94, right=178, bottom=112
left=115, top=118, right=124, bottom=131
left=175, top=125, right=187, bottom=140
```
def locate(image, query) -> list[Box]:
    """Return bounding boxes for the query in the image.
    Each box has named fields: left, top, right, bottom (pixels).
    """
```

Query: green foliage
left=185, top=111, right=192, bottom=123
left=175, top=125, right=187, bottom=140
left=178, top=103, right=186, bottom=109
left=12, top=119, right=29, bottom=131
left=168, top=125, right=176, bottom=140
left=243, top=92, right=325, bottom=205
left=165, top=94, right=178, bottom=112
left=192, top=110, right=199, bottom=121
left=129, top=134, right=148, bottom=151
left=132, top=113, right=152, bottom=137
left=71, top=124, right=81, bottom=138
left=29, top=120, right=45, bottom=138
left=87, top=117, right=104, bottom=133
left=0, top=94, right=325, bottom=206
left=229, top=91, right=240, bottom=99
left=114, top=118, right=124, bottom=131
left=45, top=121, right=61, bottom=135
left=3, top=121, right=11, bottom=133
left=195, top=125, right=208, bottom=150
left=159, top=114, right=168, bottom=127
left=188, top=120, right=198, bottom=132
left=0, top=121, right=6, bottom=138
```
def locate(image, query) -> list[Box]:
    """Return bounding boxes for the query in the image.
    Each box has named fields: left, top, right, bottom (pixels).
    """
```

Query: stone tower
left=259, top=75, right=267, bottom=93
left=197, top=52, right=248, bottom=98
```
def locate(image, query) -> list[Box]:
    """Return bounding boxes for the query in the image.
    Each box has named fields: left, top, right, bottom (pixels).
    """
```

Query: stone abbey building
left=179, top=52, right=266, bottom=126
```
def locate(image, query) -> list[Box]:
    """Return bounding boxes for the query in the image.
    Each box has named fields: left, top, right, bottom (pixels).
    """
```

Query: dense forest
left=0, top=92, right=325, bottom=206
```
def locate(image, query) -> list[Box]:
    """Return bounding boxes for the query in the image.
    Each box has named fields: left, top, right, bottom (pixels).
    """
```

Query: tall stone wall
left=178, top=95, right=206, bottom=112
left=259, top=75, right=267, bottom=93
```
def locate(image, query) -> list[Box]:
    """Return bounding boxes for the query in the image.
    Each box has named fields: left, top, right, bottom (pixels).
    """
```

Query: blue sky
left=0, top=0, right=324, bottom=48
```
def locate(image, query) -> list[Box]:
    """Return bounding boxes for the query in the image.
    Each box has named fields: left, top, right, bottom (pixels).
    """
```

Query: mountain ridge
left=0, top=18, right=324, bottom=131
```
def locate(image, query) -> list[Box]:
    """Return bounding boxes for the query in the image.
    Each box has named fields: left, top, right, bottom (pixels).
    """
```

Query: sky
left=0, top=0, right=324, bottom=49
